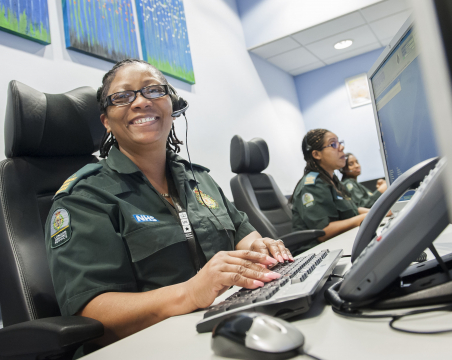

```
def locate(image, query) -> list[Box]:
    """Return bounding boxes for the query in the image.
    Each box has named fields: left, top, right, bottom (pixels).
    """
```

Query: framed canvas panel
left=62, top=0, right=139, bottom=62
left=345, top=73, right=371, bottom=108
left=0, top=0, right=51, bottom=44
left=136, top=0, right=195, bottom=84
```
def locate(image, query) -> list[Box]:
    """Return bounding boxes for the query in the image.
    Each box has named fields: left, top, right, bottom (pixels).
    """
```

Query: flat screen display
left=370, top=27, right=438, bottom=184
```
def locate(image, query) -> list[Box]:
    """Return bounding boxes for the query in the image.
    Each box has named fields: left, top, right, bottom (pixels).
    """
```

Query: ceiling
left=249, top=0, right=411, bottom=76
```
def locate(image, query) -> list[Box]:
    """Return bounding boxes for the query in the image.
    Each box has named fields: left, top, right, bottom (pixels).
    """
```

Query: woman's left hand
left=249, top=238, right=294, bottom=263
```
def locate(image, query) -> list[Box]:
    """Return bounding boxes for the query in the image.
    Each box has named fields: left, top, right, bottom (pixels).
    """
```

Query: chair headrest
left=5, top=80, right=106, bottom=158
left=230, top=135, right=269, bottom=174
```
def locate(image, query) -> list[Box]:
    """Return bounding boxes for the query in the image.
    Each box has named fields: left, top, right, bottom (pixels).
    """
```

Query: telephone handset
left=351, top=157, right=440, bottom=262
left=338, top=157, right=449, bottom=303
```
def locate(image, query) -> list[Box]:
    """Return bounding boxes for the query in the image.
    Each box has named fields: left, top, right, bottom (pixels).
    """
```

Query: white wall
left=0, top=0, right=306, bottom=199
left=237, top=0, right=383, bottom=49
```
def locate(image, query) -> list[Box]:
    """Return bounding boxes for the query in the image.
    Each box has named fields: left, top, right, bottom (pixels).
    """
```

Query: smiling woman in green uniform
left=45, top=59, right=293, bottom=347
left=340, top=153, right=387, bottom=208
left=290, top=129, right=370, bottom=249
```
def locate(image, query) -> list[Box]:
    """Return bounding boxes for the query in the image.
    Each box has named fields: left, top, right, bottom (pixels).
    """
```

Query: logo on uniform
left=367, top=192, right=373, bottom=196
left=50, top=208, right=72, bottom=248
left=194, top=189, right=219, bottom=209
left=302, top=193, right=314, bottom=207
left=346, top=183, right=354, bottom=191
left=133, top=214, right=159, bottom=222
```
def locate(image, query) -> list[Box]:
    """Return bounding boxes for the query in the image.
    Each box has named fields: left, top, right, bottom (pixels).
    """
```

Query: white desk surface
left=84, top=227, right=452, bottom=360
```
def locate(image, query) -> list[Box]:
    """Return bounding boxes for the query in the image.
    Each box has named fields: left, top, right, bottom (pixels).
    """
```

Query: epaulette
left=191, top=163, right=210, bottom=173
left=304, top=172, right=319, bottom=186
left=53, top=163, right=103, bottom=199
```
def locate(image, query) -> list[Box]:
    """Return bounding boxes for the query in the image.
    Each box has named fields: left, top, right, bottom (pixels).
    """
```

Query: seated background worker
left=45, top=59, right=294, bottom=348
left=340, top=153, right=387, bottom=208
left=290, top=129, right=369, bottom=251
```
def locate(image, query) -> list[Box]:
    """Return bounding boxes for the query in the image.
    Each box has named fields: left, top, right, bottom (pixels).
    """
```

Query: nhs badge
left=133, top=214, right=159, bottom=222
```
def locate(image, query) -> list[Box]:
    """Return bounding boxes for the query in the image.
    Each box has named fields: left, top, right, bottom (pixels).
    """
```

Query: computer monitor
left=367, top=17, right=439, bottom=185
left=411, top=0, right=452, bottom=223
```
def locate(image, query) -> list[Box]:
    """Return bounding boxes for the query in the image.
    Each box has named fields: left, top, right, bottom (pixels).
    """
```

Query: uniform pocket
left=206, top=213, right=235, bottom=231
left=124, top=223, right=185, bottom=262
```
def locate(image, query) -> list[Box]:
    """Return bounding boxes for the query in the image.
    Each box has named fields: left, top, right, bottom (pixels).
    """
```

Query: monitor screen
left=369, top=26, right=439, bottom=184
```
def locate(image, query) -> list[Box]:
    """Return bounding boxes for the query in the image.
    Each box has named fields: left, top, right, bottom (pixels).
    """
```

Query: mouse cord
left=332, top=304, right=452, bottom=335
left=299, top=349, right=323, bottom=360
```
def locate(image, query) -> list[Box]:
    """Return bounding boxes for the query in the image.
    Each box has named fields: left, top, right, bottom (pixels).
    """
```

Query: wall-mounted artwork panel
left=62, top=0, right=139, bottom=62
left=0, top=0, right=51, bottom=44
left=136, top=0, right=195, bottom=84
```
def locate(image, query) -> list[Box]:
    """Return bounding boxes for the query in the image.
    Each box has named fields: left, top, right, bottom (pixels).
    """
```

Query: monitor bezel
left=367, top=16, right=414, bottom=185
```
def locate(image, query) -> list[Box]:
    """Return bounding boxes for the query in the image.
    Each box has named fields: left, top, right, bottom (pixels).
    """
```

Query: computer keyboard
left=196, top=248, right=343, bottom=333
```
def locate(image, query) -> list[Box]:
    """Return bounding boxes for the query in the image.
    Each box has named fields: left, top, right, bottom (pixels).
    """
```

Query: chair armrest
left=280, top=230, right=325, bottom=250
left=0, top=316, right=103, bottom=358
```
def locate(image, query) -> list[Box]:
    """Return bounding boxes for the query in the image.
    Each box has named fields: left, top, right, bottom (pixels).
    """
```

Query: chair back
left=0, top=81, right=105, bottom=326
left=230, top=135, right=292, bottom=239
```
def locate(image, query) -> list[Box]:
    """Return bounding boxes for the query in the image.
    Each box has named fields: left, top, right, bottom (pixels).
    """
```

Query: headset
left=168, top=84, right=189, bottom=118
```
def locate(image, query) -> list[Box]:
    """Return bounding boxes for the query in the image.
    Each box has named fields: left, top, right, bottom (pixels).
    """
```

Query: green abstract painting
left=136, top=0, right=195, bottom=84
left=62, top=0, right=140, bottom=62
left=0, top=0, right=51, bottom=44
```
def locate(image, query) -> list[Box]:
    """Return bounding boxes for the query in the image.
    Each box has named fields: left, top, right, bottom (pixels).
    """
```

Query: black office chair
left=0, top=81, right=106, bottom=359
left=230, top=135, right=324, bottom=255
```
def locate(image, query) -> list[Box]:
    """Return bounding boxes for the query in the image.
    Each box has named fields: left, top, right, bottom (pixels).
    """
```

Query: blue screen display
left=371, top=28, right=438, bottom=184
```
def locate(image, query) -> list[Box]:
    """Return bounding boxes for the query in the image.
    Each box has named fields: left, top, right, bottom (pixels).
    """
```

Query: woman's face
left=100, top=63, right=174, bottom=154
left=346, top=154, right=361, bottom=178
left=313, top=132, right=346, bottom=175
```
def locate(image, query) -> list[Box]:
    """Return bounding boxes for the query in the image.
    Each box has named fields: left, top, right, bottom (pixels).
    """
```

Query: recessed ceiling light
left=334, top=40, right=353, bottom=50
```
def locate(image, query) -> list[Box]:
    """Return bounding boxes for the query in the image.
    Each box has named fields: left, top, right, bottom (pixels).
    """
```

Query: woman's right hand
left=185, top=250, right=281, bottom=309
left=377, top=179, right=388, bottom=193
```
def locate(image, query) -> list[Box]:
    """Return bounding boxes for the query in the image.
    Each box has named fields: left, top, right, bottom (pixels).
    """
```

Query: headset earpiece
left=168, top=84, right=189, bottom=117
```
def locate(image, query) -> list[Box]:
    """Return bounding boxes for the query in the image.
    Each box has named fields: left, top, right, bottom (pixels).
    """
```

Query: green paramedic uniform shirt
left=45, top=146, right=256, bottom=316
left=291, top=172, right=359, bottom=250
left=342, top=178, right=381, bottom=208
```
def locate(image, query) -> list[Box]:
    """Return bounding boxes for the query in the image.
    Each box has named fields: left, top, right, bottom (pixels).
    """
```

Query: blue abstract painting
left=0, top=0, right=51, bottom=44
left=136, top=0, right=195, bottom=84
left=62, top=0, right=139, bottom=62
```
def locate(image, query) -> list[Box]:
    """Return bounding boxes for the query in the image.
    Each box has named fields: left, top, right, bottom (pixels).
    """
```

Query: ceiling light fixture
left=334, top=40, right=353, bottom=50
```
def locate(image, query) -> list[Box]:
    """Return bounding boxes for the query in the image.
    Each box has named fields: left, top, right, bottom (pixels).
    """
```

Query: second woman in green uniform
left=291, top=129, right=370, bottom=250
left=340, top=153, right=387, bottom=208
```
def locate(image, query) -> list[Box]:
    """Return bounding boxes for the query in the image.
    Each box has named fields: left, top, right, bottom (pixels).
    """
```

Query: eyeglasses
left=104, top=84, right=169, bottom=108
left=321, top=140, right=344, bottom=150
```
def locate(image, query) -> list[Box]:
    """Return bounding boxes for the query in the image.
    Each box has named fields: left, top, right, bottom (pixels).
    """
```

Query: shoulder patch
left=304, top=172, right=319, bottom=186
left=50, top=208, right=72, bottom=248
left=302, top=193, right=314, bottom=207
left=54, top=163, right=103, bottom=199
left=346, top=183, right=354, bottom=191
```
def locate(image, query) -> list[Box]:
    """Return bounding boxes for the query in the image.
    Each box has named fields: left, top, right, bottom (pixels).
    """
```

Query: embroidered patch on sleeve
left=302, top=193, right=314, bottom=207
left=194, top=189, right=219, bottom=209
left=368, top=192, right=373, bottom=196
left=346, top=183, right=354, bottom=191
left=50, top=208, right=72, bottom=248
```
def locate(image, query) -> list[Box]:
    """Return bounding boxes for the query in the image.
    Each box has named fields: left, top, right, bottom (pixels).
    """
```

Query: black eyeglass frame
left=104, top=84, right=170, bottom=109
left=321, top=140, right=344, bottom=150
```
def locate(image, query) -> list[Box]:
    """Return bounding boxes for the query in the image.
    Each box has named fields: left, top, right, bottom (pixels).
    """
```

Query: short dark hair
left=97, top=59, right=183, bottom=157
left=340, top=153, right=353, bottom=180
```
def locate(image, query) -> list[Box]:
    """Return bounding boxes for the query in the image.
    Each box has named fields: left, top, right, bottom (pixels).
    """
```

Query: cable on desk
left=299, top=350, right=323, bottom=360
left=341, top=255, right=351, bottom=258
left=332, top=304, right=452, bottom=335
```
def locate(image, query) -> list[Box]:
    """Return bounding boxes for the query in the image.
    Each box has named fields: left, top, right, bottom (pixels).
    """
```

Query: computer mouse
left=211, top=312, right=305, bottom=360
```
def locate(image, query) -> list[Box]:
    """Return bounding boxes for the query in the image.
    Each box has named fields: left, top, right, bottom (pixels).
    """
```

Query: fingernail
left=253, top=280, right=264, bottom=287
left=282, top=253, right=289, bottom=260
left=266, top=256, right=278, bottom=264
left=278, top=255, right=284, bottom=263
left=264, top=272, right=281, bottom=279
left=289, top=255, right=294, bottom=261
